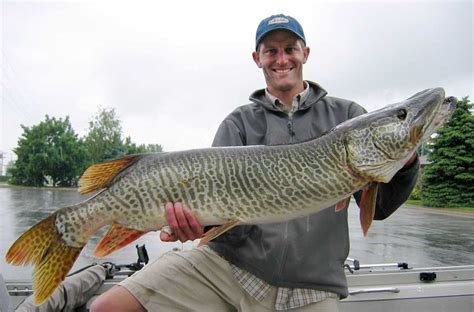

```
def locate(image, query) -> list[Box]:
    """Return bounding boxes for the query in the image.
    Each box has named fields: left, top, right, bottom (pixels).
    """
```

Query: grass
left=406, top=199, right=422, bottom=206
left=405, top=199, right=474, bottom=212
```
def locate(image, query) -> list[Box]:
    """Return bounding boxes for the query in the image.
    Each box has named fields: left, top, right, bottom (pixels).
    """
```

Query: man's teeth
left=275, top=69, right=291, bottom=73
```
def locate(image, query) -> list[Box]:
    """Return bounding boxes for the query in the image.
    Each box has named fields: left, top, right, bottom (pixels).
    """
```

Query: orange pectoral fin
left=94, top=223, right=145, bottom=258
left=198, top=219, right=240, bottom=247
left=360, top=183, right=379, bottom=236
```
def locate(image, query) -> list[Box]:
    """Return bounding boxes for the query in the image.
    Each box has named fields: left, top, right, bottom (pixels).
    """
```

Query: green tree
left=143, top=143, right=164, bottom=153
left=9, top=116, right=88, bottom=187
left=84, top=108, right=164, bottom=164
left=5, top=160, right=15, bottom=177
left=123, top=137, right=163, bottom=154
left=84, top=108, right=126, bottom=164
left=421, top=96, right=474, bottom=207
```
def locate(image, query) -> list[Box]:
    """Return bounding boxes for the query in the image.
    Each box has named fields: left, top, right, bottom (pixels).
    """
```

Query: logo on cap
left=268, top=17, right=289, bottom=25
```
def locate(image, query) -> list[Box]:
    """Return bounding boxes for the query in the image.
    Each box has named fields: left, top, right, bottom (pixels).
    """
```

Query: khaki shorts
left=119, top=246, right=340, bottom=311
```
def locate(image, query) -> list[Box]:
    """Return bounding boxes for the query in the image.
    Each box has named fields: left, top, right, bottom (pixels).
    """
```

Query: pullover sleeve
left=212, top=119, right=245, bottom=147
left=15, top=265, right=107, bottom=312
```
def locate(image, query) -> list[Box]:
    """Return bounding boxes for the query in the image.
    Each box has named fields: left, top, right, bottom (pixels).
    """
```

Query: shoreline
left=1, top=183, right=472, bottom=217
left=401, top=204, right=474, bottom=218
left=0, top=182, right=77, bottom=191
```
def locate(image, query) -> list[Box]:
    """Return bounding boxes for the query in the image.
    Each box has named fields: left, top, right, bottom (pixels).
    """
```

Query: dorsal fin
left=78, top=155, right=141, bottom=194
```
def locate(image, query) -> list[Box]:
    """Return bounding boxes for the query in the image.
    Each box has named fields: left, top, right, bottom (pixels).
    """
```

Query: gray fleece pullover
left=209, top=81, right=419, bottom=298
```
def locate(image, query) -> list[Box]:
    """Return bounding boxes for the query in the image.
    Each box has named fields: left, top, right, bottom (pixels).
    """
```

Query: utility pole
left=0, top=151, right=3, bottom=176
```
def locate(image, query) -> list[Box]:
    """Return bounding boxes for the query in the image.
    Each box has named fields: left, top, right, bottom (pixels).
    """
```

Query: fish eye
left=396, top=109, right=407, bottom=120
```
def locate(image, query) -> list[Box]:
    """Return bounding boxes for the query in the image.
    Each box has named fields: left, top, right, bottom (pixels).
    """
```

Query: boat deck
left=5, top=263, right=474, bottom=311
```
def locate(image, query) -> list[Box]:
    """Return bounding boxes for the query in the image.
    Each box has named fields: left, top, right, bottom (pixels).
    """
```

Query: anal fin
left=198, top=219, right=240, bottom=247
left=360, top=183, right=379, bottom=236
left=94, top=223, right=145, bottom=258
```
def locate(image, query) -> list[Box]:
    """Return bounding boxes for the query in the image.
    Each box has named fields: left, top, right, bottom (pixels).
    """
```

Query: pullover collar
left=249, top=81, right=328, bottom=113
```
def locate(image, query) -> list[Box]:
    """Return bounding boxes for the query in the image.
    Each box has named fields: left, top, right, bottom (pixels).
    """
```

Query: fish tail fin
left=5, top=213, right=82, bottom=304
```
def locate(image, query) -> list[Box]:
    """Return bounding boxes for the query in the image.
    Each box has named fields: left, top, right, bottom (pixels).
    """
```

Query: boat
left=3, top=246, right=473, bottom=311
left=341, top=258, right=474, bottom=311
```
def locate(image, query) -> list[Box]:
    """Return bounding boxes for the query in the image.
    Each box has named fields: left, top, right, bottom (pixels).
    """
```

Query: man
left=91, top=14, right=419, bottom=311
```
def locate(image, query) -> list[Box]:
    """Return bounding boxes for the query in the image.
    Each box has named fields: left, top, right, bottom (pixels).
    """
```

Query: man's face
left=253, top=30, right=310, bottom=95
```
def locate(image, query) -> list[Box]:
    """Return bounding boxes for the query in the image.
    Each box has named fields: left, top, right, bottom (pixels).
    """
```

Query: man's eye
left=265, top=49, right=276, bottom=55
left=285, top=47, right=295, bottom=53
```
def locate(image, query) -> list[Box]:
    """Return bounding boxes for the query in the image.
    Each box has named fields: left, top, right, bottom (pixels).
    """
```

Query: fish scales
left=6, top=88, right=456, bottom=304
left=58, top=138, right=347, bottom=244
left=76, top=134, right=359, bottom=233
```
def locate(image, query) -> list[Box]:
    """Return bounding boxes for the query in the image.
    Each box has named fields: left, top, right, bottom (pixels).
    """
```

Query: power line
left=1, top=81, right=35, bottom=124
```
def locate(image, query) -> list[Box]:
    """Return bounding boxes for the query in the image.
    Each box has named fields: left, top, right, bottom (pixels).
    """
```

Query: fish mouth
left=408, top=88, right=456, bottom=144
left=409, top=125, right=423, bottom=146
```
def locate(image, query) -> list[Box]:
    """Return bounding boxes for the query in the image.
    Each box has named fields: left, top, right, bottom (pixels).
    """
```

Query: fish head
left=342, top=88, right=456, bottom=182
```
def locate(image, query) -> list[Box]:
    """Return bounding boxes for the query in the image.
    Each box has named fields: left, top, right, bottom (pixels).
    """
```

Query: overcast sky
left=1, top=0, right=472, bottom=168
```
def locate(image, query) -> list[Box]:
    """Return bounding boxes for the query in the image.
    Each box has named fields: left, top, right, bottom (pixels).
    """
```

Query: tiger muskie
left=6, top=88, right=456, bottom=304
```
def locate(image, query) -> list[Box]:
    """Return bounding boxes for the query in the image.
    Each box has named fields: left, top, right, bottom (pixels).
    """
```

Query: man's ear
left=303, top=46, right=310, bottom=64
left=252, top=51, right=262, bottom=68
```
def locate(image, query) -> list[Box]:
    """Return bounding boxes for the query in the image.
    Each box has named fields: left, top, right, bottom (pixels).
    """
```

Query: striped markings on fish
left=6, top=88, right=456, bottom=304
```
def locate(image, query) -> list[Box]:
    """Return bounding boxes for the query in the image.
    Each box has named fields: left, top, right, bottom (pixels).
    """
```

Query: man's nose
left=276, top=50, right=289, bottom=65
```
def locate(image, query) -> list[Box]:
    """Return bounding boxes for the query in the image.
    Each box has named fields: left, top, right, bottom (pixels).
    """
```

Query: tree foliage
left=123, top=137, right=163, bottom=154
left=10, top=107, right=164, bottom=187
left=83, top=108, right=164, bottom=164
left=5, top=160, right=16, bottom=177
left=421, top=96, right=474, bottom=207
left=9, top=116, right=88, bottom=187
left=83, top=107, right=126, bottom=165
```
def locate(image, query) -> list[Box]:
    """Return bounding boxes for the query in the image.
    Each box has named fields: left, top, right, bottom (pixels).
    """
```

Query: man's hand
left=160, top=202, right=204, bottom=242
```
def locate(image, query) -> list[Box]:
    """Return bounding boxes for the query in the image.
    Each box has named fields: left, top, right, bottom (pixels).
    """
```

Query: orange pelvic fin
left=360, top=182, right=379, bottom=236
left=94, top=223, right=145, bottom=258
left=198, top=218, right=241, bottom=247
left=78, top=155, right=142, bottom=195
left=335, top=197, right=350, bottom=212
left=5, top=213, right=82, bottom=304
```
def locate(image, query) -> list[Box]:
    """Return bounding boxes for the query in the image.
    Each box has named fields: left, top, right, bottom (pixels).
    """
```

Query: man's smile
left=273, top=68, right=293, bottom=73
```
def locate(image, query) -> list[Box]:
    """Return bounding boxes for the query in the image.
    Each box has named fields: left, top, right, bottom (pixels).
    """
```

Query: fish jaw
left=418, top=95, right=457, bottom=142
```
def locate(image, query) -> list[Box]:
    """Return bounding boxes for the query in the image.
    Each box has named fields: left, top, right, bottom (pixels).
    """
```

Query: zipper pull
left=287, top=121, right=295, bottom=136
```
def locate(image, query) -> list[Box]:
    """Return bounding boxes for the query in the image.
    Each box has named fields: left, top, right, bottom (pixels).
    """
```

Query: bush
left=409, top=184, right=421, bottom=200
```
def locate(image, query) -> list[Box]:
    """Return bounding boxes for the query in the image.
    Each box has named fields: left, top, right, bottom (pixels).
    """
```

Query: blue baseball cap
left=255, top=14, right=306, bottom=50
